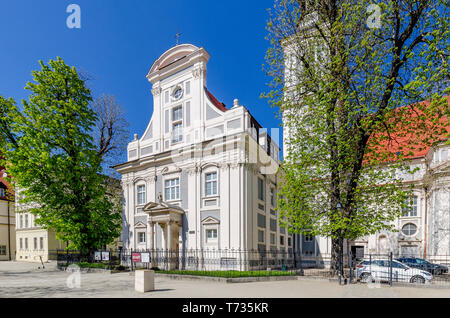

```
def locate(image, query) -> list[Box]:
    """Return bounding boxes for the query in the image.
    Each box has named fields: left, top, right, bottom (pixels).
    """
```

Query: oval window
left=173, top=87, right=183, bottom=100
left=402, top=223, right=417, bottom=236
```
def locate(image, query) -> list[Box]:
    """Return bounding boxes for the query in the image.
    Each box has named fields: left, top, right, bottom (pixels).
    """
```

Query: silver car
left=356, top=259, right=433, bottom=284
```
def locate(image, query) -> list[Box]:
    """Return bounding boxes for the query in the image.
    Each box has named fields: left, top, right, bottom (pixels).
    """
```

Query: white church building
left=114, top=44, right=296, bottom=270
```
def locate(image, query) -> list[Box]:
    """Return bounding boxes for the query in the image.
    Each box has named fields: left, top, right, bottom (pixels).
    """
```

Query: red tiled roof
left=366, top=97, right=450, bottom=163
left=0, top=169, right=14, bottom=200
left=0, top=153, right=14, bottom=200
left=205, top=88, right=227, bottom=112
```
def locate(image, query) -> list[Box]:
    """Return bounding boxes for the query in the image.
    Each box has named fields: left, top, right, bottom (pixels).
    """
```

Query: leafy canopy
left=1, top=57, right=121, bottom=251
left=263, top=0, right=449, bottom=246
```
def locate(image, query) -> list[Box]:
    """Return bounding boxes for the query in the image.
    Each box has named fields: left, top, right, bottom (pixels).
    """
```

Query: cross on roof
left=175, top=32, right=182, bottom=45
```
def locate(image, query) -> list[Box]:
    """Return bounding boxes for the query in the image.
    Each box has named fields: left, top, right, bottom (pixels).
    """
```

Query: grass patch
left=155, top=270, right=297, bottom=278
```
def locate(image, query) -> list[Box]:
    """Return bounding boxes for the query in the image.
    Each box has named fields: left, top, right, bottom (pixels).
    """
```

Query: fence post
left=389, top=252, right=393, bottom=287
left=131, top=248, right=133, bottom=272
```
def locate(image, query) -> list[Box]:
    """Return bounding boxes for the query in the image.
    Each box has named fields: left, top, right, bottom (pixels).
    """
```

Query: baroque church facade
left=114, top=44, right=294, bottom=269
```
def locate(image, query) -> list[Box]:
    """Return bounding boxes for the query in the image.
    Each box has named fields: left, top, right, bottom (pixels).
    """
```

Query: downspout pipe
left=7, top=200, right=11, bottom=261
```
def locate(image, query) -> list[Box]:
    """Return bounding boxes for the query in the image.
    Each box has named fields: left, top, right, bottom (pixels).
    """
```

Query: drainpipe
left=423, top=187, right=428, bottom=259
left=7, top=200, right=11, bottom=261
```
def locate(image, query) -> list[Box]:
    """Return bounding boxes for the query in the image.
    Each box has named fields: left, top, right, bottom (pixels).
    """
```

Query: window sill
left=166, top=199, right=181, bottom=205
left=203, top=195, right=219, bottom=199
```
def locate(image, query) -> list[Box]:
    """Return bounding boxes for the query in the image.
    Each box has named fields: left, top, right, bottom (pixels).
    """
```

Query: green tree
left=0, top=58, right=121, bottom=252
left=264, top=0, right=449, bottom=273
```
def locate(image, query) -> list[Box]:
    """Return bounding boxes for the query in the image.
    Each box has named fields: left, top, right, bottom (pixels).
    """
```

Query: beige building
left=15, top=176, right=122, bottom=262
left=14, top=186, right=67, bottom=262
left=0, top=181, right=15, bottom=261
left=0, top=163, right=15, bottom=261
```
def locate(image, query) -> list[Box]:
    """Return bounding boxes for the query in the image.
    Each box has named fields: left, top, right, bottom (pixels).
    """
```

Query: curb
left=129, top=272, right=299, bottom=283
left=62, top=267, right=111, bottom=274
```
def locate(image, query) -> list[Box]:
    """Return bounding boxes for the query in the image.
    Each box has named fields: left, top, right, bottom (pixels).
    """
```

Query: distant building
left=15, top=176, right=123, bottom=262
left=0, top=162, right=15, bottom=261
left=281, top=11, right=450, bottom=265
left=14, top=186, right=67, bottom=262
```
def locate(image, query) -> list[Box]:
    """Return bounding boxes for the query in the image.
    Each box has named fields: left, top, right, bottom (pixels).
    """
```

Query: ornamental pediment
left=201, top=216, right=220, bottom=225
left=134, top=221, right=147, bottom=228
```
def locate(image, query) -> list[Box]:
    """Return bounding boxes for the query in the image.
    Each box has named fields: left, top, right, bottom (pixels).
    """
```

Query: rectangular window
left=40, top=237, right=44, bottom=250
left=305, top=233, right=313, bottom=242
left=257, top=213, right=266, bottom=228
left=270, top=233, right=276, bottom=245
left=172, top=106, right=183, bottom=143
left=165, top=178, right=180, bottom=201
left=172, top=122, right=183, bottom=143
left=25, top=214, right=28, bottom=228
left=270, top=188, right=276, bottom=206
left=258, top=178, right=264, bottom=201
left=402, top=196, right=418, bottom=217
left=205, top=172, right=218, bottom=196
left=20, top=215, right=23, bottom=229
left=138, top=232, right=146, bottom=244
left=258, top=230, right=265, bottom=243
left=33, top=237, right=37, bottom=250
left=280, top=235, right=285, bottom=246
left=20, top=238, right=23, bottom=250
left=0, top=246, right=6, bottom=255
left=137, top=185, right=146, bottom=205
left=288, top=237, right=292, bottom=247
left=270, top=219, right=277, bottom=232
left=0, top=188, right=5, bottom=197
left=25, top=238, right=28, bottom=250
left=172, top=106, right=183, bottom=121
left=206, top=229, right=218, bottom=240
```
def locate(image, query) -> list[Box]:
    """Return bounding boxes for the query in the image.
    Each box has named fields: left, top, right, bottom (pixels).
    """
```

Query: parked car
left=396, top=257, right=448, bottom=275
left=356, top=259, right=433, bottom=284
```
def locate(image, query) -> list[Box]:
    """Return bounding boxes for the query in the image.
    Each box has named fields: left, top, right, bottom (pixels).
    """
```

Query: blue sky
left=0, top=0, right=282, bottom=154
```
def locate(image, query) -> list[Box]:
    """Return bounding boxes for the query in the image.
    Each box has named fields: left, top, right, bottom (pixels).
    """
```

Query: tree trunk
left=331, top=237, right=339, bottom=275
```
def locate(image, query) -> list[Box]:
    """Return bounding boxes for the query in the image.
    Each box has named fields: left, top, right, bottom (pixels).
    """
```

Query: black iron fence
left=52, top=248, right=450, bottom=285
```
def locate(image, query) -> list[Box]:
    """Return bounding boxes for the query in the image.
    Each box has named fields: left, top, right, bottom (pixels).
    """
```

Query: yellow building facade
left=15, top=216, right=66, bottom=262
left=0, top=199, right=15, bottom=261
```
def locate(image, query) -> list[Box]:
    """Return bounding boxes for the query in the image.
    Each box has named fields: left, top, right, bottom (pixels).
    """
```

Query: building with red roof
left=0, top=154, right=16, bottom=261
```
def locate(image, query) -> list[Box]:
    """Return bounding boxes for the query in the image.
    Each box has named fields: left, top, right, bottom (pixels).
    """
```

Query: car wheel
left=360, top=273, right=373, bottom=283
left=410, top=276, right=425, bottom=284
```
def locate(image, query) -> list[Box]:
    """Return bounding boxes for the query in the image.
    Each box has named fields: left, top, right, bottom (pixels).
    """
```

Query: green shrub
left=155, top=270, right=296, bottom=278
